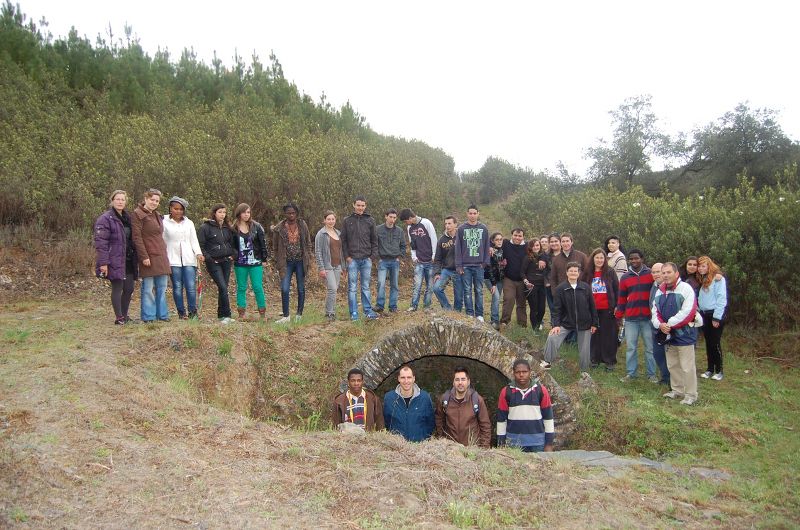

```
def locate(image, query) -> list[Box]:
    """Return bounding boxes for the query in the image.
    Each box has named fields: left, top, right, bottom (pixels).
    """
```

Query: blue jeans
left=280, top=260, right=305, bottom=316
left=141, top=274, right=169, bottom=321
left=376, top=259, right=400, bottom=311
left=484, top=278, right=502, bottom=323
left=652, top=331, right=670, bottom=384
left=461, top=266, right=484, bottom=318
left=411, top=262, right=434, bottom=309
left=347, top=258, right=374, bottom=317
left=170, top=266, right=197, bottom=316
left=433, top=269, right=463, bottom=311
left=624, top=319, right=656, bottom=377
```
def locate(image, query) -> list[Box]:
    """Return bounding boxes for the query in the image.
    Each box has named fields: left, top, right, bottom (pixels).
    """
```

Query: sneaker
left=114, top=317, right=126, bottom=325
left=219, top=316, right=235, bottom=324
left=293, top=315, right=302, bottom=323
left=539, top=360, right=551, bottom=370
left=680, top=397, right=696, bottom=405
left=700, top=371, right=712, bottom=379
left=326, top=314, right=336, bottom=322
left=365, top=312, right=379, bottom=320
left=648, top=375, right=660, bottom=383
left=406, top=306, right=418, bottom=312
left=178, top=314, right=188, bottom=321
left=476, top=316, right=485, bottom=323
left=498, top=322, right=506, bottom=331
left=619, top=374, right=635, bottom=383
left=605, top=365, right=614, bottom=372
left=350, top=313, right=359, bottom=321
left=711, top=372, right=724, bottom=381
left=663, top=391, right=683, bottom=399
left=275, top=316, right=291, bottom=324
left=389, top=308, right=399, bottom=313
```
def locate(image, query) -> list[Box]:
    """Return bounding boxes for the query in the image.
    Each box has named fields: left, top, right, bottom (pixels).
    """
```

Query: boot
left=237, top=307, right=246, bottom=321
left=258, top=308, right=266, bottom=320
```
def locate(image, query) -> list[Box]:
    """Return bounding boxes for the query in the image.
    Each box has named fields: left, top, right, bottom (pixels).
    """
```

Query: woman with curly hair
left=697, top=256, right=728, bottom=381
left=522, top=238, right=551, bottom=332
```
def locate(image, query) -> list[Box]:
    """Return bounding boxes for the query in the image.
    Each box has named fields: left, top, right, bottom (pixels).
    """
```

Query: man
left=383, top=365, right=435, bottom=442
left=454, top=205, right=490, bottom=322
left=652, top=263, right=701, bottom=405
left=432, top=216, right=463, bottom=311
left=549, top=232, right=588, bottom=294
left=340, top=196, right=379, bottom=321
left=331, top=368, right=385, bottom=431
left=500, top=228, right=529, bottom=330
left=435, top=366, right=491, bottom=448
left=375, top=208, right=406, bottom=313
left=542, top=262, right=598, bottom=371
left=399, top=208, right=437, bottom=312
left=272, top=203, right=312, bottom=324
left=615, top=249, right=656, bottom=382
left=497, top=359, right=555, bottom=452
left=649, top=262, right=670, bottom=386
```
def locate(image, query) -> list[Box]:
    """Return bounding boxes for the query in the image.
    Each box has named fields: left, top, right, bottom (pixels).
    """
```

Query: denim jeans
left=347, top=258, right=374, bottom=317
left=280, top=260, right=306, bottom=317
left=170, top=266, right=197, bottom=316
left=624, top=318, right=656, bottom=377
left=376, top=259, right=400, bottom=311
left=411, top=262, right=434, bottom=309
left=461, top=266, right=484, bottom=317
left=484, top=278, right=502, bottom=323
left=141, top=274, right=169, bottom=321
left=433, top=269, right=463, bottom=311
left=206, top=259, right=232, bottom=318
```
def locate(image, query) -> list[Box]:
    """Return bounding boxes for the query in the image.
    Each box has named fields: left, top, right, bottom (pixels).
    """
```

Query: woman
left=232, top=203, right=268, bottom=320
left=162, top=196, right=204, bottom=319
left=680, top=256, right=701, bottom=295
left=604, top=235, right=628, bottom=280
left=697, top=256, right=728, bottom=381
left=521, top=238, right=551, bottom=332
left=131, top=188, right=171, bottom=322
left=198, top=204, right=236, bottom=323
left=546, top=233, right=562, bottom=326
left=315, top=210, right=345, bottom=321
left=273, top=202, right=312, bottom=324
left=484, top=232, right=505, bottom=329
left=581, top=248, right=619, bottom=370
left=94, top=190, right=138, bottom=325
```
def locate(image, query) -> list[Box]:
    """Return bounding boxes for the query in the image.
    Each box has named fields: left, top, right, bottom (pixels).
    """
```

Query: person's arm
left=477, top=396, right=492, bottom=449
left=713, top=276, right=728, bottom=323
left=383, top=395, right=392, bottom=432
left=271, top=225, right=280, bottom=265
left=340, top=219, right=350, bottom=261
left=423, top=218, right=437, bottom=259
left=93, top=215, right=111, bottom=275
left=399, top=227, right=407, bottom=260
left=496, top=386, right=509, bottom=447
left=454, top=226, right=464, bottom=273
left=189, top=220, right=204, bottom=262
left=667, top=285, right=697, bottom=328
left=615, top=276, right=628, bottom=320
left=540, top=385, right=555, bottom=451
left=197, top=223, right=212, bottom=262
left=432, top=238, right=444, bottom=276
left=407, top=225, right=417, bottom=263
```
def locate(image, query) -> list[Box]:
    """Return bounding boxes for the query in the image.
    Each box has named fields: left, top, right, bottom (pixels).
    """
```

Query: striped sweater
left=615, top=266, right=654, bottom=320
left=496, top=384, right=554, bottom=448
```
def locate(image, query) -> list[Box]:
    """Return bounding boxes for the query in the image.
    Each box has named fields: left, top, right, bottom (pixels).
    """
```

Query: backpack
left=441, top=387, right=480, bottom=416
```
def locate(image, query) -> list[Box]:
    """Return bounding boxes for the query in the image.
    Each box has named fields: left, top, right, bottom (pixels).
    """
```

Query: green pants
left=234, top=265, right=266, bottom=310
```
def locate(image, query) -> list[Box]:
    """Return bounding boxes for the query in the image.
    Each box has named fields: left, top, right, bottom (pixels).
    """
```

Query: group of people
left=332, top=360, right=554, bottom=452
left=95, top=191, right=729, bottom=405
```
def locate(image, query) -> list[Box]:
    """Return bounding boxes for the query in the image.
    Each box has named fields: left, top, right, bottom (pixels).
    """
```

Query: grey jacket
left=376, top=224, right=407, bottom=259
left=315, top=227, right=344, bottom=270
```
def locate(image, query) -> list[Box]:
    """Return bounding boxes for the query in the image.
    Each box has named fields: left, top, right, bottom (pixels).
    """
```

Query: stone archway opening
left=344, top=316, right=577, bottom=447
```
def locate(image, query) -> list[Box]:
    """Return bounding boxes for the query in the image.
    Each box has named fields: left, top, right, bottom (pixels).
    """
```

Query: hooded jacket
left=553, top=280, right=599, bottom=330
left=383, top=384, right=435, bottom=442
left=132, top=203, right=171, bottom=277
left=331, top=388, right=385, bottom=432
left=433, top=232, right=457, bottom=274
left=94, top=208, right=138, bottom=281
left=341, top=212, right=378, bottom=260
left=434, top=387, right=491, bottom=448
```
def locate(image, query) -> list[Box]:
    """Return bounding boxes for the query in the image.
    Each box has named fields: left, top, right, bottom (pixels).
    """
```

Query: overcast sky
left=19, top=1, right=800, bottom=174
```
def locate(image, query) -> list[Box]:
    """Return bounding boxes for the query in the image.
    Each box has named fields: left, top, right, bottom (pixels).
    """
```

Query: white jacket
left=162, top=216, right=202, bottom=267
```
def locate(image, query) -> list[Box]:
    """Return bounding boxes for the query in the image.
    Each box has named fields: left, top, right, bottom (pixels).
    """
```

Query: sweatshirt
left=454, top=222, right=490, bottom=269
left=376, top=223, right=407, bottom=259
left=406, top=217, right=437, bottom=263
left=433, top=232, right=458, bottom=274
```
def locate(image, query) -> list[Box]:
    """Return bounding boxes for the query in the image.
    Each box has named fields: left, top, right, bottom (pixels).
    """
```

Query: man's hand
left=549, top=326, right=561, bottom=336
left=659, top=322, right=671, bottom=333
left=457, top=267, right=464, bottom=275
left=319, top=269, right=327, bottom=279
left=590, top=326, right=597, bottom=334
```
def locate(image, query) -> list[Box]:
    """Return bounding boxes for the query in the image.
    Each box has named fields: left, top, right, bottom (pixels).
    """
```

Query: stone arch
left=345, top=316, right=577, bottom=446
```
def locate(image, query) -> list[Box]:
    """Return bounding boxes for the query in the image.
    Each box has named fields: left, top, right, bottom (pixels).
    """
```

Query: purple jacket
left=94, top=208, right=138, bottom=281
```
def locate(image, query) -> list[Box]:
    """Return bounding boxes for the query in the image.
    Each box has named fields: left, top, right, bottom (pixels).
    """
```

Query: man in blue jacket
left=383, top=365, right=435, bottom=442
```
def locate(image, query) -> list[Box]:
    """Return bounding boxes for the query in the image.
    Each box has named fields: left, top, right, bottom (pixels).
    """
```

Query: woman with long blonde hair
left=697, top=256, right=728, bottom=381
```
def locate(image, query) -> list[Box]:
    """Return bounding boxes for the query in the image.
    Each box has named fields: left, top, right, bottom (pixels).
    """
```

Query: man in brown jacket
left=435, top=366, right=492, bottom=448
left=331, top=369, right=384, bottom=432
left=549, top=232, right=589, bottom=297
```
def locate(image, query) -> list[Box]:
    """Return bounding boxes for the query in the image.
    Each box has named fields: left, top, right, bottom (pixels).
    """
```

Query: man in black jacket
left=340, top=196, right=379, bottom=321
left=542, top=262, right=598, bottom=371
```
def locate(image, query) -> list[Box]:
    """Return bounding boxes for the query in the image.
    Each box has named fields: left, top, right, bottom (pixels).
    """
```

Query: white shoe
left=700, top=371, right=712, bottom=379
left=663, top=391, right=683, bottom=399
left=219, top=317, right=235, bottom=324
left=711, top=373, right=723, bottom=381
left=476, top=316, right=485, bottom=323
left=275, top=316, right=291, bottom=324
left=293, top=315, right=302, bottom=323
left=680, top=397, right=696, bottom=405
left=539, top=360, right=551, bottom=370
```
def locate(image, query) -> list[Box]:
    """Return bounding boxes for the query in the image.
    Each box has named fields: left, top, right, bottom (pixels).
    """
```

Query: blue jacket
left=383, top=384, right=435, bottom=442
left=698, top=276, right=727, bottom=322
left=651, top=279, right=699, bottom=346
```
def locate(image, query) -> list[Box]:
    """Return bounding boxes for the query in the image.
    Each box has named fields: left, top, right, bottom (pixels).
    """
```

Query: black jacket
left=341, top=212, right=378, bottom=260
left=553, top=280, right=599, bottom=330
left=521, top=252, right=551, bottom=286
left=198, top=220, right=236, bottom=263
left=232, top=221, right=268, bottom=262
left=433, top=233, right=457, bottom=274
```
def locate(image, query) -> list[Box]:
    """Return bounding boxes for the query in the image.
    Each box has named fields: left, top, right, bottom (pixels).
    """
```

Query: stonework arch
left=345, top=316, right=577, bottom=445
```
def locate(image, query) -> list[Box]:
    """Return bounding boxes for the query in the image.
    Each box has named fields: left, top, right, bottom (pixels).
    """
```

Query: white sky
left=19, top=1, right=800, bottom=175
